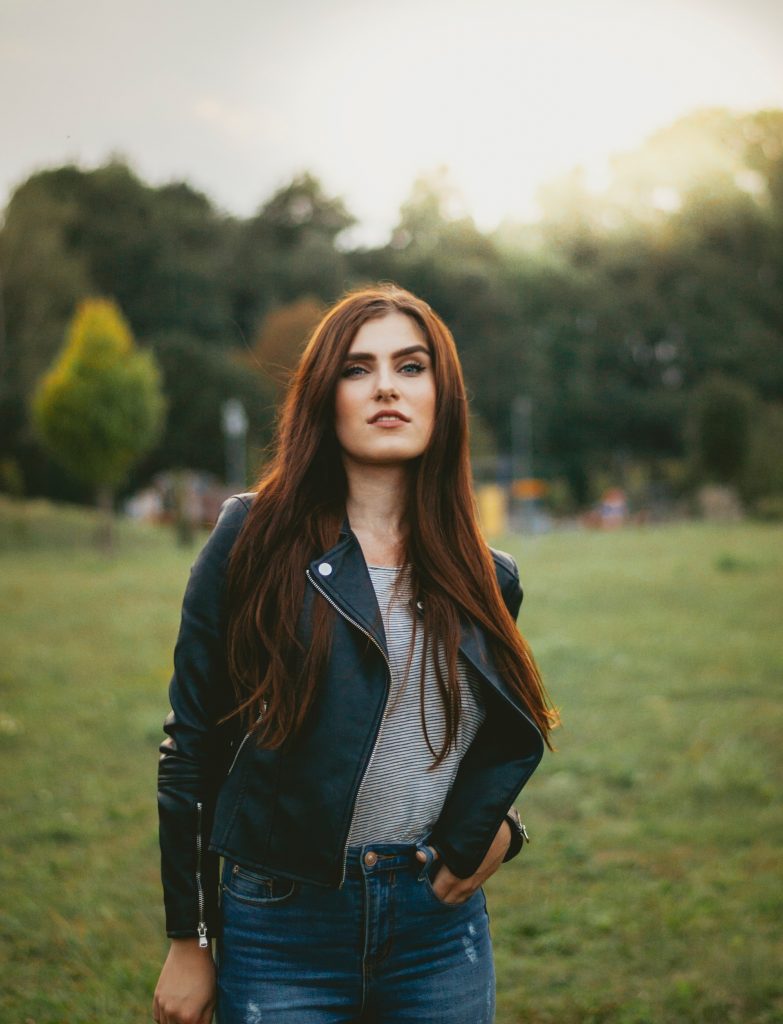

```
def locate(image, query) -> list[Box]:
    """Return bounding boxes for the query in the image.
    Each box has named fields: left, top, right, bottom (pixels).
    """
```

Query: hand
left=152, top=937, right=216, bottom=1024
left=416, top=819, right=512, bottom=904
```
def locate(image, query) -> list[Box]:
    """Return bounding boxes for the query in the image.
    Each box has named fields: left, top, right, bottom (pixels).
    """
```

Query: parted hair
left=219, top=283, right=558, bottom=765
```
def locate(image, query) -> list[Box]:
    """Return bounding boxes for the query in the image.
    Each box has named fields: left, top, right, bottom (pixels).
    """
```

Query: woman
left=153, top=283, right=557, bottom=1024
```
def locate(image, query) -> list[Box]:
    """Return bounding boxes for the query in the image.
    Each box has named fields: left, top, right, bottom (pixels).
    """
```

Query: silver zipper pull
left=197, top=922, right=208, bottom=948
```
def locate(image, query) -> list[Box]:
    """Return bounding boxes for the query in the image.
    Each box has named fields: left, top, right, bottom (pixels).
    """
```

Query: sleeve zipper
left=195, top=800, right=208, bottom=947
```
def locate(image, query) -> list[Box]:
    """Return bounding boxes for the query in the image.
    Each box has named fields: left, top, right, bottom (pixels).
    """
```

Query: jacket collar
left=307, top=516, right=388, bottom=648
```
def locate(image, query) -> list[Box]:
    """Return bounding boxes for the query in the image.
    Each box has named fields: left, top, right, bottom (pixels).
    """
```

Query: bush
left=687, top=373, right=755, bottom=486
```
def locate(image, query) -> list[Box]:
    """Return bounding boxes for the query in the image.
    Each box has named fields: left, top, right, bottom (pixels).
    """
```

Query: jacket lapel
left=306, top=525, right=388, bottom=651
left=308, top=521, right=539, bottom=733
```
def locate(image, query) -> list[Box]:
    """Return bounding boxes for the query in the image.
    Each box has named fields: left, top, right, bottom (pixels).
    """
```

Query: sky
left=2, top=0, right=783, bottom=246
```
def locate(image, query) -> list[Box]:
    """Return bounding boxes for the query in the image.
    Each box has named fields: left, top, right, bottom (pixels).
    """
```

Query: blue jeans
left=215, top=839, right=496, bottom=1023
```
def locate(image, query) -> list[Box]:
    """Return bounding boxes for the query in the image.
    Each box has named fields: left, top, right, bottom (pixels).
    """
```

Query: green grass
left=1, top=496, right=781, bottom=1023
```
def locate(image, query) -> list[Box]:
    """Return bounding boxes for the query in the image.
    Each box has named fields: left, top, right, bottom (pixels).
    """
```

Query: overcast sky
left=2, top=0, right=782, bottom=245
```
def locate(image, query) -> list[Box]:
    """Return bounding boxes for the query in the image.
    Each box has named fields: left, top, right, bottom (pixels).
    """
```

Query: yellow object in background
left=476, top=483, right=507, bottom=537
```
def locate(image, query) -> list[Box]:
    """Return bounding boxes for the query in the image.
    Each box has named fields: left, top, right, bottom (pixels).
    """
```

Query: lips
left=368, top=410, right=411, bottom=423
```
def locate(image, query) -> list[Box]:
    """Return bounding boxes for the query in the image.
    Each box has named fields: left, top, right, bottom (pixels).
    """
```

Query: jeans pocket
left=422, top=861, right=476, bottom=909
left=222, top=861, right=297, bottom=906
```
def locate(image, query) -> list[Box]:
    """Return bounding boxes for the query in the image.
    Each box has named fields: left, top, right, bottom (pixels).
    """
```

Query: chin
left=349, top=446, right=424, bottom=466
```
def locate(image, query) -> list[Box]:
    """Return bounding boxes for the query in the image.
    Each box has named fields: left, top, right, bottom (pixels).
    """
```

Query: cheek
left=421, top=383, right=437, bottom=433
left=334, top=386, right=359, bottom=440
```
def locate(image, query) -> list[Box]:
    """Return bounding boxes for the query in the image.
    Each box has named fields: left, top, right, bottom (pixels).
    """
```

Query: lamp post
left=511, top=395, right=532, bottom=480
left=221, top=398, right=248, bottom=489
left=511, top=395, right=532, bottom=528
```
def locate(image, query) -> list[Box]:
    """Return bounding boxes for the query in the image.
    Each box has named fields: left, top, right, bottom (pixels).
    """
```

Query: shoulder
left=488, top=545, right=524, bottom=620
left=194, top=493, right=254, bottom=570
left=215, top=491, right=255, bottom=528
left=223, top=491, right=256, bottom=514
left=489, top=546, right=519, bottom=584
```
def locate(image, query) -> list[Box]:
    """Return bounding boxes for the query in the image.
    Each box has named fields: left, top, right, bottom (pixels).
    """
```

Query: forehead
left=348, top=312, right=429, bottom=354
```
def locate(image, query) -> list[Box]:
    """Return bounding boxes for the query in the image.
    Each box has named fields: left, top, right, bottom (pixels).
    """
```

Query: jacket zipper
left=305, top=569, right=392, bottom=888
left=226, top=704, right=266, bottom=777
left=195, top=801, right=208, bottom=948
left=306, top=567, right=543, bottom=886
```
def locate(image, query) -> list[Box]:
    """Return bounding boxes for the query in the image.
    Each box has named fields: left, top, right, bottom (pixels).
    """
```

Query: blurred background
left=0, top=1, right=781, bottom=1022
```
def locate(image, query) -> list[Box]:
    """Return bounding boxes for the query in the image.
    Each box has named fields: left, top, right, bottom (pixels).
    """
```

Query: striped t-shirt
left=346, top=563, right=487, bottom=845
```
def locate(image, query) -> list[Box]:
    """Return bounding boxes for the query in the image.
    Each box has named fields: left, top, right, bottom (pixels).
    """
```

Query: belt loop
left=413, top=838, right=436, bottom=880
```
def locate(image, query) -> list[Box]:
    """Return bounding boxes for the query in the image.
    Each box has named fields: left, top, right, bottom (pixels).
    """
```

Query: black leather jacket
left=157, top=493, right=544, bottom=942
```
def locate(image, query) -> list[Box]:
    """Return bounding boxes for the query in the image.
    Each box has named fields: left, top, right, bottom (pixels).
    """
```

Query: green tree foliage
left=0, top=180, right=90, bottom=441
left=31, top=298, right=165, bottom=503
left=741, top=402, right=783, bottom=512
left=129, top=331, right=275, bottom=489
left=2, top=106, right=783, bottom=511
left=488, top=108, right=783, bottom=502
left=0, top=162, right=244, bottom=495
left=231, top=172, right=357, bottom=342
left=687, top=374, right=755, bottom=485
left=1, top=162, right=235, bottom=393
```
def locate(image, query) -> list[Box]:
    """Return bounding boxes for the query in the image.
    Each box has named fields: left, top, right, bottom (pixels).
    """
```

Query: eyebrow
left=343, top=345, right=431, bottom=361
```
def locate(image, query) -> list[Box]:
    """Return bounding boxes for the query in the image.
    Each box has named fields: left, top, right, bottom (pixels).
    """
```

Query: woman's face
left=334, top=311, right=436, bottom=469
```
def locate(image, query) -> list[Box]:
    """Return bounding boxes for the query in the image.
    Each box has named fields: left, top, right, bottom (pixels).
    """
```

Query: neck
left=342, top=460, right=410, bottom=538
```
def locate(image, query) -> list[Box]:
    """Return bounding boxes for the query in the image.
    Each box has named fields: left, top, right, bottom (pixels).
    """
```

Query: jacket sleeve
left=157, top=494, right=250, bottom=940
left=499, top=553, right=524, bottom=622
left=497, top=555, right=527, bottom=863
left=429, top=553, right=541, bottom=874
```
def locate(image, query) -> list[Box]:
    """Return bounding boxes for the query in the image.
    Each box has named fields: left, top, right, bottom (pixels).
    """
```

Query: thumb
left=415, top=845, right=439, bottom=862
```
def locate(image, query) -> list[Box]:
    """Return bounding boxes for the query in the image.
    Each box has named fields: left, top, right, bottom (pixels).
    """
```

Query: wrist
left=501, top=807, right=529, bottom=862
left=500, top=818, right=512, bottom=849
left=170, top=936, right=213, bottom=954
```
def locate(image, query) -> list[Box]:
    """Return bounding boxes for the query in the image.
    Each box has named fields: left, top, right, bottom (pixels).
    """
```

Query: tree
left=249, top=296, right=324, bottom=392
left=129, top=330, right=276, bottom=488
left=31, top=298, right=166, bottom=549
left=741, top=401, right=783, bottom=513
left=231, top=173, right=356, bottom=339
left=0, top=180, right=90, bottom=418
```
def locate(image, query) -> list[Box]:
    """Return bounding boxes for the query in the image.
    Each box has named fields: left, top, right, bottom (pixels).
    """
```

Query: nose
left=372, top=357, right=400, bottom=398
left=374, top=371, right=399, bottom=399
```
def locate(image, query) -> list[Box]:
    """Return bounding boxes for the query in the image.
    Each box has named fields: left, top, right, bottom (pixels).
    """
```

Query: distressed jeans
left=215, top=839, right=496, bottom=1023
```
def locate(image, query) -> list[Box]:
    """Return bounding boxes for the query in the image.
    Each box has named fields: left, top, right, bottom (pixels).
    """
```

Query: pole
left=221, top=398, right=249, bottom=489
left=511, top=395, right=532, bottom=481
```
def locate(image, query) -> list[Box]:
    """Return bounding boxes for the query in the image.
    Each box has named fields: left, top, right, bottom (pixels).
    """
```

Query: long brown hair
left=220, top=283, right=558, bottom=762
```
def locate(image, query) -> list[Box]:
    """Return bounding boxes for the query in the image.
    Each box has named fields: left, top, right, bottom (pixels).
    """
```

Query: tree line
left=1, top=106, right=782, bottom=514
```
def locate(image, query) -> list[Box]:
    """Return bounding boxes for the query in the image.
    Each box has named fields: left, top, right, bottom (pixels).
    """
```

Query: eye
left=341, top=365, right=367, bottom=378
left=400, top=360, right=427, bottom=374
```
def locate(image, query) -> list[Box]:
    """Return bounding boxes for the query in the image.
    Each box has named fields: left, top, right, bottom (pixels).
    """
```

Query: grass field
left=0, top=496, right=781, bottom=1023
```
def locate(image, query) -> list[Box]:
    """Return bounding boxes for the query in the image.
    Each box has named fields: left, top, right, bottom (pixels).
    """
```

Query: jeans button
left=364, top=851, right=378, bottom=866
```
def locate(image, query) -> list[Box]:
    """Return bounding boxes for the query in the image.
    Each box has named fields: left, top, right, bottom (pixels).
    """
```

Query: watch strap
left=502, top=806, right=530, bottom=862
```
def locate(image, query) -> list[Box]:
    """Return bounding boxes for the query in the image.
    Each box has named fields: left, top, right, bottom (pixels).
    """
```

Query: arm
left=425, top=553, right=539, bottom=883
left=157, top=494, right=250, bottom=941
left=154, top=495, right=251, bottom=1022
left=417, top=818, right=513, bottom=905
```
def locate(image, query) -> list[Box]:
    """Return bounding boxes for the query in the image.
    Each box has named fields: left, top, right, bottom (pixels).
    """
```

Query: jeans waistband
left=343, top=838, right=437, bottom=880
